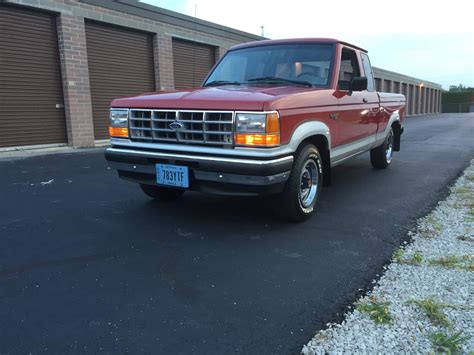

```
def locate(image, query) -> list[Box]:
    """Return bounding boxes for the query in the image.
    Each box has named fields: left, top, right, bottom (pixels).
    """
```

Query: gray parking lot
left=1, top=113, right=473, bottom=354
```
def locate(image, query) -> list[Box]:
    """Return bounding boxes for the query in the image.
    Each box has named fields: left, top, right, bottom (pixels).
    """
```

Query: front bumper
left=105, top=147, right=293, bottom=195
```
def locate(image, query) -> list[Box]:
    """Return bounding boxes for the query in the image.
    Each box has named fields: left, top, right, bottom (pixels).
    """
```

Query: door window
left=338, top=48, right=360, bottom=91
left=360, top=52, right=374, bottom=92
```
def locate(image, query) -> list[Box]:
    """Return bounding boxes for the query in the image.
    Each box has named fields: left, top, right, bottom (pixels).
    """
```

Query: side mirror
left=350, top=77, right=368, bottom=92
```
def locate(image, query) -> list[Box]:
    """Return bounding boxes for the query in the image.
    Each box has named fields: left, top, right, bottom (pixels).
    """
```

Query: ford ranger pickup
left=105, top=38, right=406, bottom=221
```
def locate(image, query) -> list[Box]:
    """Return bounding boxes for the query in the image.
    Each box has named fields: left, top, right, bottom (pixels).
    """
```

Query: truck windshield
left=204, top=43, right=334, bottom=88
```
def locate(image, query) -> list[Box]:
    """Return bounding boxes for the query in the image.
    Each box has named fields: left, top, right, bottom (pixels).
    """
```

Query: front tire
left=274, top=144, right=323, bottom=222
left=370, top=128, right=394, bottom=169
left=140, top=184, right=185, bottom=201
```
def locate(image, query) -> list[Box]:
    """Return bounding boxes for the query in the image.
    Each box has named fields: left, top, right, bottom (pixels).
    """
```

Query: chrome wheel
left=385, top=129, right=394, bottom=163
left=274, top=144, right=322, bottom=222
left=299, top=159, right=319, bottom=208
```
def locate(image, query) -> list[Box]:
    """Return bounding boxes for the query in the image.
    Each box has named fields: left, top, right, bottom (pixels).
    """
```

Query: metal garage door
left=0, top=5, right=67, bottom=148
left=85, top=21, right=155, bottom=140
left=172, top=38, right=216, bottom=90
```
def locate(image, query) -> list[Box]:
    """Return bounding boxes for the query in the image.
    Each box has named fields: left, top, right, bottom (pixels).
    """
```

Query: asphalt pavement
left=1, top=113, right=473, bottom=354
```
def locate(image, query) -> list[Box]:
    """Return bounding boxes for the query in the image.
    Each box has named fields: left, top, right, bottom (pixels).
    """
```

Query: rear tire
left=274, top=144, right=323, bottom=222
left=140, top=184, right=185, bottom=201
left=370, top=128, right=394, bottom=169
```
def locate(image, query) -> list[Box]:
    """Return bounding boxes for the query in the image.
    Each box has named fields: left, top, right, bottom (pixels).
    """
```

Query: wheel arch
left=391, top=118, right=403, bottom=152
left=286, top=121, right=332, bottom=186
left=296, top=133, right=331, bottom=187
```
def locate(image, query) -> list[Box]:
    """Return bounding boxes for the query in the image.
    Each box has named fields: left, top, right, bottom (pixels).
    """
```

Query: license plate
left=156, top=164, right=189, bottom=188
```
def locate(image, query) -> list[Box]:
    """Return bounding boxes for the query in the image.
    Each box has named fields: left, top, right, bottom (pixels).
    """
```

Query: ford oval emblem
left=169, top=121, right=184, bottom=130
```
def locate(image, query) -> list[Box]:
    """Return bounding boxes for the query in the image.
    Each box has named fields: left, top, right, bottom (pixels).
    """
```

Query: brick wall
left=57, top=14, right=95, bottom=147
left=3, top=0, right=443, bottom=148
left=5, top=0, right=249, bottom=147
left=154, top=33, right=175, bottom=91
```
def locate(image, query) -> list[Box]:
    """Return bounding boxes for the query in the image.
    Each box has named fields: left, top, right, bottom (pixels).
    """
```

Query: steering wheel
left=297, top=72, right=327, bottom=85
left=296, top=72, right=318, bottom=81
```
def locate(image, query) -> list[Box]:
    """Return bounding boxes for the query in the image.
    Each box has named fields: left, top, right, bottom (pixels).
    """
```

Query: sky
left=141, top=0, right=474, bottom=89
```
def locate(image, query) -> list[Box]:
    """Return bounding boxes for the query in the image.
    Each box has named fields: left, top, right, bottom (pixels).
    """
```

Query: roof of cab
left=228, top=38, right=368, bottom=53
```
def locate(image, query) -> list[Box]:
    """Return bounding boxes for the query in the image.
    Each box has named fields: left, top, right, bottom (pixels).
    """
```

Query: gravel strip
left=302, top=160, right=474, bottom=354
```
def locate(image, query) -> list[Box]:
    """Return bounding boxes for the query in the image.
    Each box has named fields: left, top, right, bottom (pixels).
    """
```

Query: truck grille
left=129, top=109, right=234, bottom=147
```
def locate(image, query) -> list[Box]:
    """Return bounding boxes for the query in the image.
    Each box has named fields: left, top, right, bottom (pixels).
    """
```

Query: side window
left=360, top=53, right=375, bottom=92
left=338, top=48, right=360, bottom=91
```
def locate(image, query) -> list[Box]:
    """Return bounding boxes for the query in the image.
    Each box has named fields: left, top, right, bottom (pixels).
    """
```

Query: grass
left=429, top=255, right=461, bottom=268
left=428, top=255, right=473, bottom=271
left=419, top=215, right=442, bottom=237
left=466, top=262, right=474, bottom=272
left=457, top=235, right=473, bottom=242
left=454, top=187, right=471, bottom=195
left=393, top=247, right=404, bottom=262
left=430, top=331, right=470, bottom=354
left=393, top=249, right=423, bottom=266
left=356, top=300, right=392, bottom=324
left=407, top=251, right=423, bottom=265
left=451, top=201, right=474, bottom=209
left=468, top=207, right=474, bottom=216
left=433, top=222, right=442, bottom=232
left=409, top=298, right=450, bottom=326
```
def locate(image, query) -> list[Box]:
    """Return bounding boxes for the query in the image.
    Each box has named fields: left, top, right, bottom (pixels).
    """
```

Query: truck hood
left=111, top=85, right=317, bottom=111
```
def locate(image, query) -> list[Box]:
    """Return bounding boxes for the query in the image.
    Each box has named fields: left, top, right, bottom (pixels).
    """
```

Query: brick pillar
left=420, top=87, right=424, bottom=114
left=439, top=90, right=442, bottom=113
left=152, top=34, right=160, bottom=91
left=417, top=86, right=421, bottom=114
left=426, top=88, right=429, bottom=113
left=428, top=89, right=432, bottom=113
left=429, top=89, right=432, bottom=113
left=431, top=89, right=435, bottom=113
left=155, top=33, right=175, bottom=90
left=405, top=84, right=413, bottom=115
left=430, top=89, right=434, bottom=113
left=57, top=14, right=95, bottom=147
left=216, top=47, right=227, bottom=62
left=426, top=88, right=430, bottom=113
left=420, top=87, right=425, bottom=114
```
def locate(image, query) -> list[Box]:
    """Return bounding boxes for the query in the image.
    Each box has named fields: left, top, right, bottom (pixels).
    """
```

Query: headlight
left=236, top=113, right=266, bottom=133
left=234, top=111, right=280, bottom=147
left=109, top=108, right=129, bottom=138
left=110, top=109, right=129, bottom=127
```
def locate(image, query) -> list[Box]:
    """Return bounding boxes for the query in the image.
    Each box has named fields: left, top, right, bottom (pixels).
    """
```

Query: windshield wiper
left=246, top=76, right=313, bottom=87
left=204, top=80, right=242, bottom=87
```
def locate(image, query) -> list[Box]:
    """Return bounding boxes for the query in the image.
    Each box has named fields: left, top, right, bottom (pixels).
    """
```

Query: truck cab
left=106, top=38, right=405, bottom=221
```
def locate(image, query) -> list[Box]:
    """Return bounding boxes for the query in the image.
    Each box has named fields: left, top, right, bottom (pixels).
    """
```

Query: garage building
left=0, top=0, right=442, bottom=149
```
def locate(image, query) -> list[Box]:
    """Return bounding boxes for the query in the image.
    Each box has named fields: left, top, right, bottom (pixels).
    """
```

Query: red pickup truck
left=105, top=38, right=405, bottom=221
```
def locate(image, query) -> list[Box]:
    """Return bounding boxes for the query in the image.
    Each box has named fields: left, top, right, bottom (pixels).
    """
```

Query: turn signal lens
left=108, top=126, right=129, bottom=138
left=265, top=112, right=280, bottom=133
left=234, top=133, right=280, bottom=146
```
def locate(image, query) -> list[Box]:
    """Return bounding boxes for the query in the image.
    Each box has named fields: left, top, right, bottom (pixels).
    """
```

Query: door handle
left=362, top=98, right=368, bottom=103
